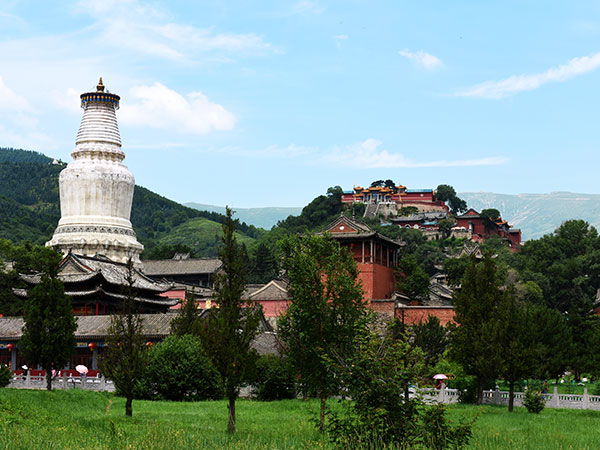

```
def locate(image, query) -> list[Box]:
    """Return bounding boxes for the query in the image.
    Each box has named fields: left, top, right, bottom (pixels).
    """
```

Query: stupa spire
left=46, top=78, right=143, bottom=265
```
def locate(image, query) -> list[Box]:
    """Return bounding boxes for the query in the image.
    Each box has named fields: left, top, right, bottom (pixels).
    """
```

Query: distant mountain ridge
left=460, top=192, right=600, bottom=240
left=185, top=203, right=303, bottom=230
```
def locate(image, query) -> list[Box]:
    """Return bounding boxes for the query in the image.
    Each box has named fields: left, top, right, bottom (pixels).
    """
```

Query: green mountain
left=460, top=192, right=600, bottom=240
left=185, top=202, right=303, bottom=229
left=0, top=147, right=260, bottom=257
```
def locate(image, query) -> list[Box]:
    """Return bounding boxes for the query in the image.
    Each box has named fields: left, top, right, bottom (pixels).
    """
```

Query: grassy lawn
left=1, top=389, right=600, bottom=449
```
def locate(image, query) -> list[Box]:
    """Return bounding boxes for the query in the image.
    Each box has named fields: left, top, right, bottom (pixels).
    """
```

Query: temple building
left=46, top=78, right=144, bottom=266
left=40, top=78, right=174, bottom=314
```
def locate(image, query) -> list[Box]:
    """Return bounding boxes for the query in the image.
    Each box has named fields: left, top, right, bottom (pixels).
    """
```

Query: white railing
left=8, top=373, right=115, bottom=392
left=429, top=386, right=600, bottom=410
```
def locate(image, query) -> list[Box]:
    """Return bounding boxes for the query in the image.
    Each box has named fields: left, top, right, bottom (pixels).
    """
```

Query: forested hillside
left=0, top=148, right=261, bottom=257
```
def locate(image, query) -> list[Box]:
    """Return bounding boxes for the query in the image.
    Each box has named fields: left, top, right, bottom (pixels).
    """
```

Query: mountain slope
left=0, top=148, right=259, bottom=256
left=461, top=192, right=600, bottom=240
left=185, top=202, right=302, bottom=229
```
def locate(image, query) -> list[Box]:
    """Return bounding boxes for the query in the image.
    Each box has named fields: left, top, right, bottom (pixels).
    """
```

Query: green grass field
left=1, top=389, right=600, bottom=449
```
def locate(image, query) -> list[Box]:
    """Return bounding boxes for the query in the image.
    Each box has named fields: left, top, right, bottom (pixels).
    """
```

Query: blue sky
left=1, top=1, right=600, bottom=207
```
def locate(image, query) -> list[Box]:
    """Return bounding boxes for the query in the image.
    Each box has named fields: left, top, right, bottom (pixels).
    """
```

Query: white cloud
left=118, top=82, right=236, bottom=135
left=334, top=34, right=348, bottom=48
left=320, top=139, right=508, bottom=169
left=291, top=1, right=324, bottom=15
left=456, top=52, right=600, bottom=99
left=0, top=76, right=32, bottom=112
left=50, top=87, right=81, bottom=114
left=398, top=49, right=443, bottom=70
left=75, top=0, right=277, bottom=61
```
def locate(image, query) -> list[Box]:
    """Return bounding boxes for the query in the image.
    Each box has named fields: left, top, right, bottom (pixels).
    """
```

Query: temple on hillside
left=46, top=78, right=144, bottom=265
left=321, top=215, right=403, bottom=315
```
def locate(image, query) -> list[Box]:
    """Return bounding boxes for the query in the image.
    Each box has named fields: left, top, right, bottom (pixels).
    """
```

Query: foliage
left=435, top=184, right=468, bottom=215
left=250, top=242, right=279, bottom=283
left=251, top=355, right=296, bottom=401
left=438, top=218, right=455, bottom=239
left=325, top=325, right=473, bottom=449
left=450, top=254, right=505, bottom=404
left=99, top=260, right=147, bottom=417
left=170, top=291, right=202, bottom=337
left=443, top=255, right=470, bottom=287
left=413, top=316, right=448, bottom=368
left=275, top=186, right=344, bottom=234
left=0, top=147, right=53, bottom=164
left=19, top=247, right=76, bottom=391
left=139, top=335, right=223, bottom=401
left=143, top=243, right=194, bottom=260
left=397, top=205, right=419, bottom=216
left=480, top=208, right=501, bottom=221
left=395, top=254, right=430, bottom=302
left=278, top=233, right=367, bottom=431
left=523, top=389, right=546, bottom=414
left=199, top=207, right=262, bottom=433
left=0, top=364, right=11, bottom=387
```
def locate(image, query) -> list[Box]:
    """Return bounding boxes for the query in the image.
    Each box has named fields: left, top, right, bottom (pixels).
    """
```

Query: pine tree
left=251, top=242, right=278, bottom=283
left=200, top=207, right=262, bottom=433
left=170, top=290, right=201, bottom=336
left=20, top=249, right=76, bottom=391
left=99, top=260, right=146, bottom=416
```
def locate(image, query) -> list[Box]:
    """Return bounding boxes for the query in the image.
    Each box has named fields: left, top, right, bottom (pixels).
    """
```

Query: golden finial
left=97, top=77, right=105, bottom=92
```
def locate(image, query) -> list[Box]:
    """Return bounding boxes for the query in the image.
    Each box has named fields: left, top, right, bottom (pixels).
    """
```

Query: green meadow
left=1, top=389, right=599, bottom=449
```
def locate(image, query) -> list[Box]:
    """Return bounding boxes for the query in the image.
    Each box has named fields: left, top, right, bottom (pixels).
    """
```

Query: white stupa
left=46, top=78, right=144, bottom=265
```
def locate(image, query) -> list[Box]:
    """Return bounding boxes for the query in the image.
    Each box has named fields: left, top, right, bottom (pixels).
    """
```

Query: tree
left=99, top=260, right=147, bottom=416
left=325, top=323, right=473, bottom=449
left=435, top=184, right=468, bottom=215
left=395, top=255, right=430, bottom=302
left=19, top=247, right=76, bottom=391
left=412, top=316, right=448, bottom=369
left=480, top=208, right=500, bottom=221
left=250, top=242, right=278, bottom=283
left=170, top=290, right=201, bottom=337
left=497, top=291, right=541, bottom=412
left=199, top=207, right=262, bottom=434
left=370, top=180, right=385, bottom=187
left=437, top=218, right=454, bottom=239
left=278, top=233, right=367, bottom=431
left=450, top=254, right=505, bottom=404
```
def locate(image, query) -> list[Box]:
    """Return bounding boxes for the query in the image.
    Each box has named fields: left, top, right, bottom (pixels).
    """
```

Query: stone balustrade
left=431, top=386, right=600, bottom=410
left=8, top=372, right=115, bottom=392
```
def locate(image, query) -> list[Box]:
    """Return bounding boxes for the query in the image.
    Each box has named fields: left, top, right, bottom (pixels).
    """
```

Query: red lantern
left=146, top=341, right=153, bottom=348
left=88, top=342, right=96, bottom=351
left=6, top=343, right=14, bottom=351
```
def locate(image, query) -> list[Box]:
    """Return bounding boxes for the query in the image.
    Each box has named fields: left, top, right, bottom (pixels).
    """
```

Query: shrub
left=326, top=327, right=474, bottom=449
left=138, top=335, right=223, bottom=401
left=0, top=364, right=11, bottom=388
left=252, top=355, right=296, bottom=401
left=523, top=388, right=545, bottom=414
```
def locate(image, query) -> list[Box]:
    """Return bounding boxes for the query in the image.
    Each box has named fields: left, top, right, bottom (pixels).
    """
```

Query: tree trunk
left=508, top=380, right=515, bottom=412
left=46, top=370, right=52, bottom=391
left=228, top=395, right=236, bottom=434
left=125, top=395, right=132, bottom=417
left=319, top=390, right=326, bottom=432
left=476, top=377, right=484, bottom=405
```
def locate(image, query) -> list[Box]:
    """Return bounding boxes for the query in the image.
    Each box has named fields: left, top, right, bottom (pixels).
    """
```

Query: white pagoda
left=46, top=78, right=144, bottom=265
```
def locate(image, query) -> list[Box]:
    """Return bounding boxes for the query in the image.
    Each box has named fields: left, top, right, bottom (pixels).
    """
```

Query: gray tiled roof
left=142, top=258, right=222, bottom=276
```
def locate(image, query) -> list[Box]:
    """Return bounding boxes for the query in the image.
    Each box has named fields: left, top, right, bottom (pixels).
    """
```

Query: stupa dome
left=46, top=78, right=143, bottom=265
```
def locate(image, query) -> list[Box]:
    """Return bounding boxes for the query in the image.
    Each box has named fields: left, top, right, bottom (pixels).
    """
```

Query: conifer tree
left=99, top=260, right=146, bottom=416
left=20, top=248, right=76, bottom=391
left=170, top=290, right=201, bottom=336
left=450, top=254, right=504, bottom=404
left=200, top=207, right=262, bottom=434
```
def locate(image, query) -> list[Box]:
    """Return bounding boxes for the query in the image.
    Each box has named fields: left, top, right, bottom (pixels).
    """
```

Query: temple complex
left=46, top=78, right=144, bottom=265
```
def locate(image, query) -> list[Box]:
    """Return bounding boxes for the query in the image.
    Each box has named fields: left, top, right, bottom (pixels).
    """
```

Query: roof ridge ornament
left=97, top=77, right=105, bottom=92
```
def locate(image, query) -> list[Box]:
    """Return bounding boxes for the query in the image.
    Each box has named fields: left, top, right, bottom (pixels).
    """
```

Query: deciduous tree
left=278, top=233, right=367, bottom=431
